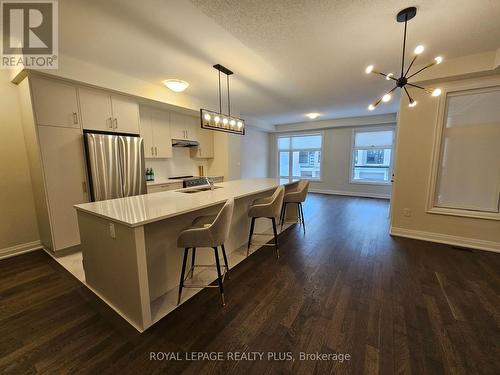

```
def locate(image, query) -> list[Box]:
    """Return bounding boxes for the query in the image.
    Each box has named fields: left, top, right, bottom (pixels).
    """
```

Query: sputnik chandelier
left=200, top=64, right=245, bottom=135
left=365, top=7, right=443, bottom=110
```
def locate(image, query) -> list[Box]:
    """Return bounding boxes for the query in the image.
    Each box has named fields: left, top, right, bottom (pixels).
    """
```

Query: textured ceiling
left=59, top=0, right=500, bottom=125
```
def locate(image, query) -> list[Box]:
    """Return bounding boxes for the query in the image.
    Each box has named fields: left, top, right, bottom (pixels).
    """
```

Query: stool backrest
left=271, top=185, right=285, bottom=218
left=209, top=198, right=234, bottom=245
left=296, top=180, right=310, bottom=201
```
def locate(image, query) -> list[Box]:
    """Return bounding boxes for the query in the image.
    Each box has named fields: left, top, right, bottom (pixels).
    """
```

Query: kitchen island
left=75, top=178, right=296, bottom=332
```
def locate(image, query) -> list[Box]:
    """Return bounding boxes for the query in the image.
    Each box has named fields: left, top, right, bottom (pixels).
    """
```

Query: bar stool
left=280, top=180, right=310, bottom=231
left=177, top=198, right=234, bottom=306
left=247, top=185, right=284, bottom=258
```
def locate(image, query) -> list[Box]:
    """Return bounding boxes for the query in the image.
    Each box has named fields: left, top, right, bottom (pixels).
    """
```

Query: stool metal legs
left=280, top=202, right=305, bottom=232
left=177, top=247, right=189, bottom=305
left=177, top=246, right=229, bottom=306
left=246, top=217, right=280, bottom=259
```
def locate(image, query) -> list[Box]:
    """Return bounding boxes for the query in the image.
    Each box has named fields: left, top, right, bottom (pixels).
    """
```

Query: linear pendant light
left=365, top=7, right=444, bottom=110
left=200, top=64, right=245, bottom=135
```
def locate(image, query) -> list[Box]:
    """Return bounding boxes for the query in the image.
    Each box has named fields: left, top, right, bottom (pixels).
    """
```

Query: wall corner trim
left=0, top=240, right=42, bottom=260
left=310, top=189, right=390, bottom=200
left=389, top=226, right=500, bottom=253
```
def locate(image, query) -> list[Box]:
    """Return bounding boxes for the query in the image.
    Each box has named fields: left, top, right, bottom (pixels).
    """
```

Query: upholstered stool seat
left=247, top=186, right=284, bottom=258
left=177, top=199, right=234, bottom=306
left=280, top=180, right=309, bottom=231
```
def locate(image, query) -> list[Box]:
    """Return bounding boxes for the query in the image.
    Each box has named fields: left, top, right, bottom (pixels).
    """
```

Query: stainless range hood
left=171, top=139, right=199, bottom=147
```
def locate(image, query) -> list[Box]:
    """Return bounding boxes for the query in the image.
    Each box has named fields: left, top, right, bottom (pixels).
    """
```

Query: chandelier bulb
left=409, top=100, right=417, bottom=108
left=386, top=73, right=394, bottom=80
left=368, top=104, right=376, bottom=111
left=414, top=45, right=424, bottom=55
left=382, top=94, right=392, bottom=102
left=434, top=56, right=443, bottom=64
left=431, top=88, right=442, bottom=97
left=365, top=65, right=374, bottom=74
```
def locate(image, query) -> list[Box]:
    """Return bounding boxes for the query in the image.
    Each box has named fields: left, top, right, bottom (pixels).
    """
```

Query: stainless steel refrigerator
left=84, top=132, right=147, bottom=201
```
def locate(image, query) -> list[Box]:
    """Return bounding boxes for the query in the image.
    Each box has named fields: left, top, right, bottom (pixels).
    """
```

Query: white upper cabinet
left=139, top=106, right=172, bottom=158
left=111, top=95, right=140, bottom=134
left=152, top=109, right=173, bottom=158
left=30, top=76, right=80, bottom=128
left=191, top=127, right=214, bottom=158
left=79, top=87, right=113, bottom=132
left=79, top=87, right=140, bottom=134
left=170, top=112, right=198, bottom=141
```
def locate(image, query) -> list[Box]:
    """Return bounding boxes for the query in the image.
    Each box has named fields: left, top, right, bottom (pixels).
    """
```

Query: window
left=278, top=134, right=322, bottom=181
left=351, top=129, right=394, bottom=184
left=428, top=86, right=500, bottom=219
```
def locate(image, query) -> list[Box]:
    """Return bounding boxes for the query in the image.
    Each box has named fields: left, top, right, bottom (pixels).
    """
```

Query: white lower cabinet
left=37, top=125, right=89, bottom=250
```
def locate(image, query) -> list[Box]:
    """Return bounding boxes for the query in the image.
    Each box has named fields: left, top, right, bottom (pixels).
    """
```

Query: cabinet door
left=31, top=77, right=80, bottom=128
left=151, top=109, right=172, bottom=158
left=111, top=95, right=140, bottom=134
left=79, top=87, right=113, bottom=132
left=193, top=127, right=214, bottom=158
left=139, top=108, right=155, bottom=158
left=184, top=115, right=198, bottom=141
left=37, top=126, right=89, bottom=251
left=169, top=112, right=187, bottom=139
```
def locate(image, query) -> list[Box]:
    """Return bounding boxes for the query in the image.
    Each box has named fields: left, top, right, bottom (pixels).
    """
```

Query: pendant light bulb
left=431, top=88, right=442, bottom=97
left=214, top=116, right=220, bottom=123
left=237, top=121, right=243, bottom=129
left=365, top=65, right=374, bottom=74
left=382, top=94, right=392, bottom=102
left=230, top=119, right=236, bottom=126
left=414, top=45, right=424, bottom=55
left=203, top=113, right=211, bottom=121
left=222, top=118, right=228, bottom=125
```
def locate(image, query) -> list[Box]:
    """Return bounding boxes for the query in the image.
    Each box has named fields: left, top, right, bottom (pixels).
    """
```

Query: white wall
left=0, top=70, right=40, bottom=255
left=240, top=127, right=269, bottom=179
left=145, top=147, right=208, bottom=179
left=269, top=124, right=395, bottom=198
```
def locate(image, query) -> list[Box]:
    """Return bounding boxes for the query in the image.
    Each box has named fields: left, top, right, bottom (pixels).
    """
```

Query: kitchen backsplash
left=145, top=147, right=208, bottom=179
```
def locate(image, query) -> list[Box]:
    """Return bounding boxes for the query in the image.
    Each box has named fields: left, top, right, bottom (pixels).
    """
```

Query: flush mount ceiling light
left=200, top=64, right=245, bottom=135
left=163, top=79, right=189, bottom=92
left=305, top=113, right=321, bottom=120
left=365, top=7, right=443, bottom=110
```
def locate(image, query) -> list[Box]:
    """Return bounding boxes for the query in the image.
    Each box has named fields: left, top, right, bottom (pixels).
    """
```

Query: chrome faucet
left=205, top=177, right=215, bottom=190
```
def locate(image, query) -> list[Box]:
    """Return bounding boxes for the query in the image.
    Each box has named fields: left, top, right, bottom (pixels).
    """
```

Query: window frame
left=350, top=126, right=396, bottom=186
left=277, top=132, right=324, bottom=182
left=426, top=79, right=500, bottom=221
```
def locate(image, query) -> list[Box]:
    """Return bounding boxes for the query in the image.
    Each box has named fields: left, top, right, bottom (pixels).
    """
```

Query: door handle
left=108, top=117, right=113, bottom=128
left=113, top=118, right=118, bottom=129
left=73, top=112, right=78, bottom=125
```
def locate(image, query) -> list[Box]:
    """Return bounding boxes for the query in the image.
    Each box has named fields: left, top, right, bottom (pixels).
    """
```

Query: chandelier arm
left=406, top=82, right=426, bottom=90
left=375, top=71, right=398, bottom=81
left=401, top=16, right=408, bottom=77
left=404, top=55, right=418, bottom=77
left=407, top=61, right=436, bottom=79
left=403, top=86, right=413, bottom=102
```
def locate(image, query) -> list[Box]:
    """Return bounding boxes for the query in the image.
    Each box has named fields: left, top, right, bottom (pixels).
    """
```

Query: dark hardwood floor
left=1, top=194, right=499, bottom=374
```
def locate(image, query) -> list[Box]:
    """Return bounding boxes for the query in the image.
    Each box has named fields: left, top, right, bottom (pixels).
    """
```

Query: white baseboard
left=0, top=240, right=42, bottom=260
left=310, top=188, right=390, bottom=200
left=390, top=226, right=500, bottom=253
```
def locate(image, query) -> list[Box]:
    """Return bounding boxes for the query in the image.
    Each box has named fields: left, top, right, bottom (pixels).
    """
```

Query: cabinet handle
left=151, top=146, right=154, bottom=156
left=108, top=117, right=113, bottom=128
left=73, top=112, right=78, bottom=125
left=155, top=147, right=158, bottom=156
left=82, top=181, right=87, bottom=193
left=113, top=118, right=118, bottom=129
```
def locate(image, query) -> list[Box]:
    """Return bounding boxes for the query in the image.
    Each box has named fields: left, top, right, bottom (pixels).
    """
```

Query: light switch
left=109, top=222, right=116, bottom=239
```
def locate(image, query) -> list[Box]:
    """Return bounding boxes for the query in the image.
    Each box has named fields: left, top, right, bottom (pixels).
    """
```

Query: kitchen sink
left=179, top=186, right=222, bottom=193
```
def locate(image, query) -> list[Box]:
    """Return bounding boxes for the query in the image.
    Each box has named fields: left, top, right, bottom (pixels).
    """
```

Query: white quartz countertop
left=75, top=178, right=291, bottom=227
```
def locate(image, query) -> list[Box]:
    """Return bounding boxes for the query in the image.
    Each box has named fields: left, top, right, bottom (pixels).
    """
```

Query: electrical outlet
left=403, top=208, right=411, bottom=217
left=109, top=222, right=116, bottom=239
